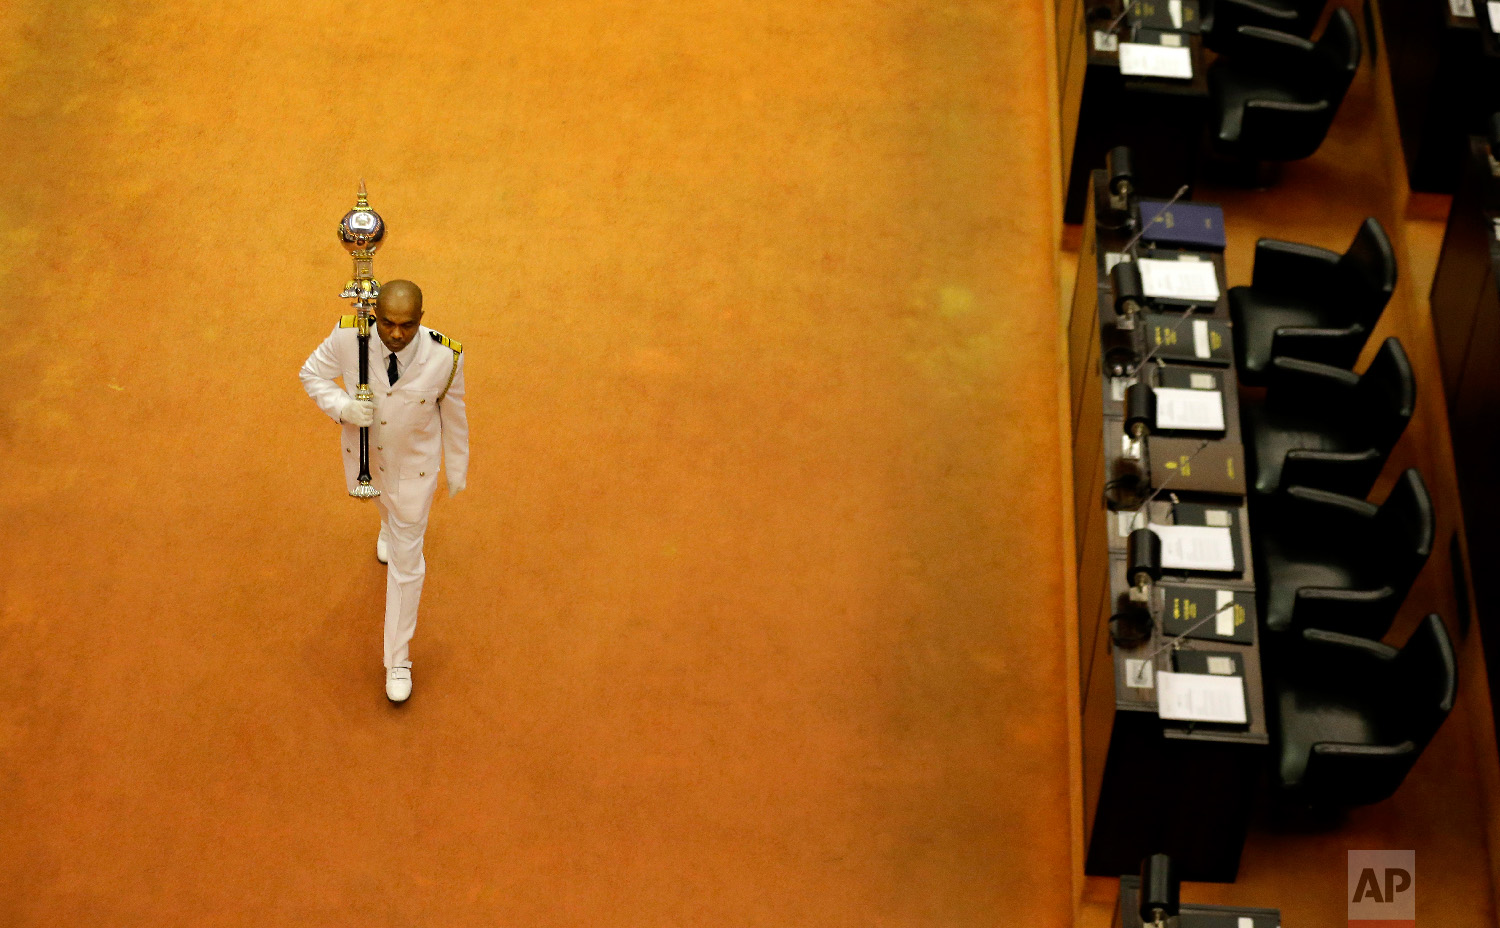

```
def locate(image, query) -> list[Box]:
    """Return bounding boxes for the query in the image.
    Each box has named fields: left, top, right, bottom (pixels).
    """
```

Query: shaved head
left=374, top=279, right=424, bottom=352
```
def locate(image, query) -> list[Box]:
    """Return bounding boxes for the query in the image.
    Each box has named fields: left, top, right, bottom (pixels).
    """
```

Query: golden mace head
left=338, top=179, right=386, bottom=257
left=338, top=180, right=385, bottom=301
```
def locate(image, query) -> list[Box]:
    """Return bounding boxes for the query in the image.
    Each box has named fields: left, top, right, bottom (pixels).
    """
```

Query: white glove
left=340, top=397, right=376, bottom=427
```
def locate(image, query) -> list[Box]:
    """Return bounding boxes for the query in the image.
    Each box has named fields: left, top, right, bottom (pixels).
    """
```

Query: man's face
left=374, top=291, right=423, bottom=352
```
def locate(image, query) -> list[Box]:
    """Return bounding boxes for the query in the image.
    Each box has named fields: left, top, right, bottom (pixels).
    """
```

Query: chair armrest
left=1227, top=25, right=1318, bottom=73
left=1290, top=586, right=1399, bottom=639
left=1269, top=324, right=1367, bottom=370
left=1277, top=448, right=1383, bottom=498
left=1264, top=356, right=1359, bottom=411
left=1263, top=484, right=1377, bottom=560
left=1250, top=238, right=1341, bottom=296
left=1208, top=0, right=1299, bottom=51
left=1297, top=741, right=1417, bottom=806
left=1240, top=99, right=1334, bottom=161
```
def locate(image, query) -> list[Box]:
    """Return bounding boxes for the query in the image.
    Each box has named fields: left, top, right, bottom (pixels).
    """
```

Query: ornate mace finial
left=339, top=181, right=386, bottom=301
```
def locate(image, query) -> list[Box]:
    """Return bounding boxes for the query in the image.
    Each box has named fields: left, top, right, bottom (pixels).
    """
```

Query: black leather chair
left=1253, top=468, right=1433, bottom=638
left=1242, top=337, right=1415, bottom=497
left=1269, top=614, right=1457, bottom=807
left=1229, top=217, right=1397, bottom=385
left=1205, top=0, right=1328, bottom=51
left=1207, top=8, right=1361, bottom=164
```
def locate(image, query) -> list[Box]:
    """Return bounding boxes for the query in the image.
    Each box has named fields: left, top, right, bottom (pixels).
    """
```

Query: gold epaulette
left=429, top=330, right=463, bottom=353
left=338, top=314, right=357, bottom=328
left=430, top=329, right=463, bottom=403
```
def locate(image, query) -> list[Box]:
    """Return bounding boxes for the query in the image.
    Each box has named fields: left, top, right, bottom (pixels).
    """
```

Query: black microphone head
left=1110, top=260, right=1144, bottom=315
left=1139, top=853, right=1180, bottom=920
left=1126, top=527, right=1163, bottom=583
left=1124, top=380, right=1156, bottom=434
left=1107, top=146, right=1135, bottom=197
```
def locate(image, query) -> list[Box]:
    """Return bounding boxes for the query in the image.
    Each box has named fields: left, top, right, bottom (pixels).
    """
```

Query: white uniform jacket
left=300, top=321, right=468, bottom=520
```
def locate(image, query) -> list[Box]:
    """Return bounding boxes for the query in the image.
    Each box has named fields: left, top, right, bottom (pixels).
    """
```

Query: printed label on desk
left=1156, top=671, right=1248, bottom=723
left=1094, top=29, right=1120, bottom=52
left=1117, top=42, right=1193, bottom=79
left=1150, top=524, right=1236, bottom=571
left=1452, top=0, right=1475, bottom=17
left=1138, top=257, right=1221, bottom=301
left=1125, top=659, right=1154, bottom=688
left=1154, top=386, right=1225, bottom=431
left=1216, top=589, right=1235, bottom=636
left=1192, top=319, right=1211, bottom=358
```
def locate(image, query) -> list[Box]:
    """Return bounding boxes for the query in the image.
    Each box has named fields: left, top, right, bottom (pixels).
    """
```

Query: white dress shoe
left=376, top=531, right=390, bottom=565
left=386, top=666, right=412, bottom=702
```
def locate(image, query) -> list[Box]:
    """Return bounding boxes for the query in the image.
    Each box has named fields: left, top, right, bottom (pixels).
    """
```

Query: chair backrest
left=1391, top=613, right=1459, bottom=747
left=1313, top=8, right=1361, bottom=103
left=1354, top=338, right=1415, bottom=451
left=1373, top=469, right=1435, bottom=592
left=1336, top=218, right=1398, bottom=328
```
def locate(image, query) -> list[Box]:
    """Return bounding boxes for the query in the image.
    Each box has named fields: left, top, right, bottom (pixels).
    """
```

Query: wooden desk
left=1060, top=0, right=1208, bottom=223
left=1070, top=172, right=1268, bottom=882
left=1379, top=0, right=1493, bottom=192
left=1430, top=135, right=1500, bottom=744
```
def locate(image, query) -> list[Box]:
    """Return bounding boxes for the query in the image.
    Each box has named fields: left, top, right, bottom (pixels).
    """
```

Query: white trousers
left=376, top=490, right=430, bottom=670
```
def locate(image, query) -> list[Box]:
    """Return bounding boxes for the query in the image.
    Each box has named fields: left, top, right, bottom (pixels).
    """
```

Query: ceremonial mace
left=337, top=181, right=386, bottom=499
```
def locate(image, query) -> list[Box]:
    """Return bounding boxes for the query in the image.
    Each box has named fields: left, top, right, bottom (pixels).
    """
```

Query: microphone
left=1127, top=301, right=1199, bottom=379
left=1140, top=597, right=1241, bottom=662
left=1107, top=0, right=1147, bottom=33
left=1130, top=437, right=1211, bottom=519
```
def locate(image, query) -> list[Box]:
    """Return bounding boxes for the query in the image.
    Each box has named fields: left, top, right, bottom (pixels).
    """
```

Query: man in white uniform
left=299, top=279, right=468, bottom=702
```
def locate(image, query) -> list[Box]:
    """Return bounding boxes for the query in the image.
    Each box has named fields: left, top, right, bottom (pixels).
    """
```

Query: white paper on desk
left=1150, top=524, right=1236, bottom=571
left=1157, top=671, right=1248, bottom=723
left=1452, top=0, right=1475, bottom=17
left=1154, top=386, right=1225, bottom=431
left=1117, top=42, right=1194, bottom=79
left=1487, top=0, right=1500, bottom=29
left=1137, top=257, right=1221, bottom=301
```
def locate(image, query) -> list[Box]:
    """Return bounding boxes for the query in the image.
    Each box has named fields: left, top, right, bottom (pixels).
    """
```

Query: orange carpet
left=0, top=2, right=1073, bottom=924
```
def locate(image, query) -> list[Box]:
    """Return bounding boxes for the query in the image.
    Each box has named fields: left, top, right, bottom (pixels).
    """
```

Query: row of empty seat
left=1227, top=216, right=1456, bottom=807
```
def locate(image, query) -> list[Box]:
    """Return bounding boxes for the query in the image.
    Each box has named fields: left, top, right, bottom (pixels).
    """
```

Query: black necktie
left=387, top=352, right=400, bottom=385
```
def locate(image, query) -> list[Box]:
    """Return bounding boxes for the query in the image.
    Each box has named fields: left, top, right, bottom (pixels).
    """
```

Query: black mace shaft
left=357, top=322, right=374, bottom=487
